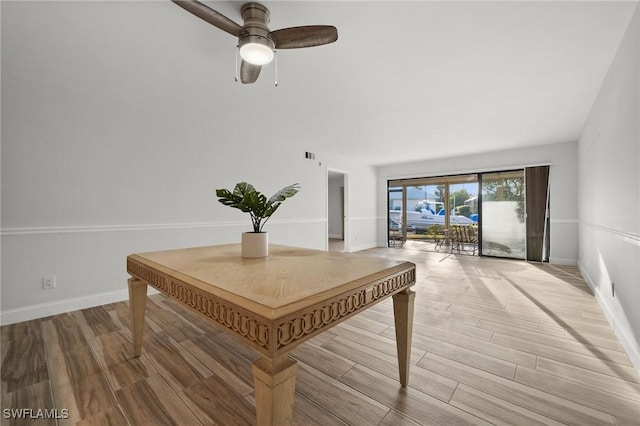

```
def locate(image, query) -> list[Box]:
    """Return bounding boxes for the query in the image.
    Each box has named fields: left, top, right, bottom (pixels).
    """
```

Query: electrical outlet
left=43, top=276, right=56, bottom=290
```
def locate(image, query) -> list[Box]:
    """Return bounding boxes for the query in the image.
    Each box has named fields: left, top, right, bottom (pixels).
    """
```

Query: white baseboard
left=328, top=234, right=343, bottom=239
left=350, top=242, right=379, bottom=252
left=549, top=257, right=578, bottom=266
left=578, top=261, right=640, bottom=376
left=0, top=287, right=159, bottom=325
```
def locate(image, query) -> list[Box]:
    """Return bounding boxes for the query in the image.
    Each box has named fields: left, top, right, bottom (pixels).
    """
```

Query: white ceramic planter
left=242, top=232, right=268, bottom=258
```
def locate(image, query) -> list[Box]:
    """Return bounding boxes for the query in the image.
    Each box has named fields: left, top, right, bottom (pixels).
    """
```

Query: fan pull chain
left=234, top=45, right=239, bottom=82
left=274, top=50, right=278, bottom=87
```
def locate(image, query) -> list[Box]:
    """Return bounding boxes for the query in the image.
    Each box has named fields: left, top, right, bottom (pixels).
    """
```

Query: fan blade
left=171, top=0, right=244, bottom=37
left=271, top=26, right=338, bottom=49
left=240, top=61, right=261, bottom=84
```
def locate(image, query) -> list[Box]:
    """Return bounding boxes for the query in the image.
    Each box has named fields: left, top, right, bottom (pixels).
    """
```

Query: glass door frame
left=388, top=174, right=479, bottom=248
left=478, top=169, right=527, bottom=259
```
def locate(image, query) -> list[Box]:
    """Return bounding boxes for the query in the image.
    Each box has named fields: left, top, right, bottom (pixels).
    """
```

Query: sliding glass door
left=389, top=168, right=549, bottom=260
left=480, top=171, right=526, bottom=259
left=388, top=175, right=478, bottom=249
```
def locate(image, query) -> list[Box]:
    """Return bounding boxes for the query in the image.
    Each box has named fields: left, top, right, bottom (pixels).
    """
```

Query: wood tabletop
left=127, top=244, right=415, bottom=320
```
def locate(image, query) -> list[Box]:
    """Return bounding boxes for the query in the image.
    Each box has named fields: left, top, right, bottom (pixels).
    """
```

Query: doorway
left=327, top=169, right=349, bottom=252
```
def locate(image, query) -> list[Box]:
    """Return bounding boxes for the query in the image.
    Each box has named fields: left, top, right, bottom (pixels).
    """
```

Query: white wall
left=577, top=3, right=640, bottom=372
left=0, top=3, right=378, bottom=324
left=376, top=140, right=578, bottom=264
left=0, top=86, right=378, bottom=324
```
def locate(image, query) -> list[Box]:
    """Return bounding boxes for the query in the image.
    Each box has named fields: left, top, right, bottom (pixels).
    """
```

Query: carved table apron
left=127, top=244, right=416, bottom=426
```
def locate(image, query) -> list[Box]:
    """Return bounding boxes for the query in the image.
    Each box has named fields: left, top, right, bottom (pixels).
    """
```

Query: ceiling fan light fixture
left=171, top=1, right=338, bottom=83
left=239, top=34, right=274, bottom=65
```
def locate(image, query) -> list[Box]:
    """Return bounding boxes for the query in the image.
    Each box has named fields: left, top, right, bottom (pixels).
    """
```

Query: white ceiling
left=3, top=1, right=637, bottom=165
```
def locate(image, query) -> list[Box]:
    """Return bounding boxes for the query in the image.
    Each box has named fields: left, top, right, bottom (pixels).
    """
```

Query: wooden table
left=127, top=244, right=416, bottom=426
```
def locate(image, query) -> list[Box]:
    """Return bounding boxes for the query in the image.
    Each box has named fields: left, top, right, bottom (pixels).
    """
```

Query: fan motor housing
left=241, top=2, right=270, bottom=24
left=239, top=2, right=274, bottom=60
left=240, top=2, right=271, bottom=36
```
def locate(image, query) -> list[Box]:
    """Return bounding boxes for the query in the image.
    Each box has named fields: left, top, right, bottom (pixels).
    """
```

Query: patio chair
left=450, top=225, right=478, bottom=255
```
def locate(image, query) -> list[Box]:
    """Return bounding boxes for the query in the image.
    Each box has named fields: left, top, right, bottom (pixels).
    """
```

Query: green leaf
left=268, top=183, right=301, bottom=205
left=216, top=188, right=245, bottom=210
left=215, top=182, right=301, bottom=232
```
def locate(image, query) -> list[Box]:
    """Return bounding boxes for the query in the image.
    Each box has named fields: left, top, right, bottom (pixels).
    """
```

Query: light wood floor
left=2, top=247, right=640, bottom=425
left=329, top=238, right=345, bottom=252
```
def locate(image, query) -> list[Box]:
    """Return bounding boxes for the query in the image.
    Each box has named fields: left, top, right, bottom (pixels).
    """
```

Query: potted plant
left=216, top=182, right=300, bottom=258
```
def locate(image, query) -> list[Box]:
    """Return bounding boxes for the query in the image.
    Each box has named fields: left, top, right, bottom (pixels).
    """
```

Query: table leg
left=392, top=288, right=415, bottom=386
left=252, top=355, right=298, bottom=426
left=128, top=277, right=147, bottom=357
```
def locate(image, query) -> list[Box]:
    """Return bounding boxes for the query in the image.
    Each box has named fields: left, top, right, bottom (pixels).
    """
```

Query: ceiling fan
left=171, top=0, right=338, bottom=84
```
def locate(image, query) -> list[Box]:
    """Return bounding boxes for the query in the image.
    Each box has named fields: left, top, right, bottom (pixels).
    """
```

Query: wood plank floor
left=2, top=247, right=639, bottom=425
